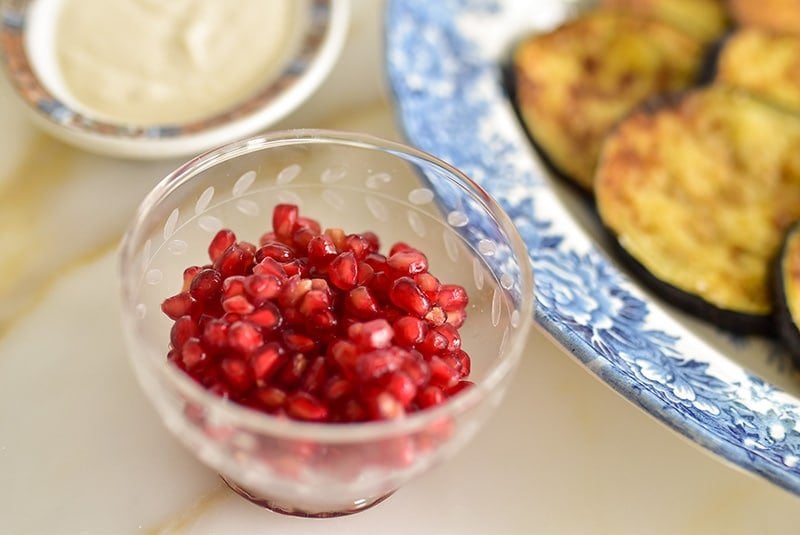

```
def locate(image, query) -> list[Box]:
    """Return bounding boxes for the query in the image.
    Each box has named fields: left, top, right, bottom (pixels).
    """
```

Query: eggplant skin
left=716, top=28, right=800, bottom=114
left=600, top=0, right=729, bottom=43
left=512, top=10, right=703, bottom=192
left=727, top=0, right=800, bottom=36
left=775, top=222, right=800, bottom=360
left=595, top=86, right=800, bottom=334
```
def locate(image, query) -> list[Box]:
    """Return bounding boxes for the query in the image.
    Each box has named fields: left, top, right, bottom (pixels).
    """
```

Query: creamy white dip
left=55, top=0, right=295, bottom=124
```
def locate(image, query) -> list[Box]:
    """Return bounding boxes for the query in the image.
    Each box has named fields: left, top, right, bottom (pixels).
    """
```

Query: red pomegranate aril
left=202, top=319, right=229, bottom=351
left=222, top=294, right=255, bottom=315
left=227, top=321, right=263, bottom=354
left=298, top=289, right=330, bottom=316
left=355, top=347, right=406, bottom=381
left=162, top=203, right=473, bottom=424
left=221, top=357, right=254, bottom=392
left=243, top=274, right=281, bottom=304
left=222, top=275, right=246, bottom=298
left=387, top=250, right=428, bottom=275
left=283, top=331, right=316, bottom=353
left=417, top=385, right=445, bottom=409
left=437, top=284, right=469, bottom=311
left=429, top=356, right=460, bottom=389
left=345, top=286, right=379, bottom=319
left=250, top=342, right=285, bottom=383
left=307, top=235, right=337, bottom=265
left=208, top=229, right=236, bottom=262
left=323, top=376, right=354, bottom=402
left=170, top=315, right=198, bottom=350
left=348, top=319, right=394, bottom=350
left=301, top=356, right=328, bottom=394
left=189, top=268, right=222, bottom=302
left=328, top=251, right=358, bottom=290
left=253, top=257, right=288, bottom=279
left=252, top=386, right=287, bottom=411
left=286, top=392, right=328, bottom=422
left=383, top=371, right=417, bottom=407
left=161, top=292, right=197, bottom=320
left=181, top=338, right=208, bottom=370
left=256, top=241, right=295, bottom=263
left=246, top=302, right=282, bottom=331
left=272, top=203, right=298, bottom=240
left=280, top=353, right=309, bottom=387
left=182, top=266, right=202, bottom=291
left=390, top=277, right=431, bottom=317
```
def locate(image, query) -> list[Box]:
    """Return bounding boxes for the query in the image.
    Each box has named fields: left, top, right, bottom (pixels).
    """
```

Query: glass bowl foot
left=220, top=475, right=396, bottom=518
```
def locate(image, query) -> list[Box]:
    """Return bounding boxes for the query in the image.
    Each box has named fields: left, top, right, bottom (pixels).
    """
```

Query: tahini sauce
left=55, top=0, right=295, bottom=124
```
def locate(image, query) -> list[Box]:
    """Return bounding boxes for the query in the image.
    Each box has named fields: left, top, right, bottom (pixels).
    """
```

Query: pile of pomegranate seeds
left=161, top=204, right=472, bottom=423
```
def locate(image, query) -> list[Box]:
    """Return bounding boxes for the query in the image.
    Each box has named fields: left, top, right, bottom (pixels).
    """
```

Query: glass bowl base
left=220, top=475, right=396, bottom=518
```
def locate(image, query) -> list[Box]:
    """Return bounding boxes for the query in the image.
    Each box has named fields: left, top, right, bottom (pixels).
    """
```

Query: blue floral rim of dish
left=385, top=0, right=800, bottom=495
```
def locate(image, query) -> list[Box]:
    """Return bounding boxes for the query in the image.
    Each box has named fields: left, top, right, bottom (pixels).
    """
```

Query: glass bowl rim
left=118, top=128, right=535, bottom=442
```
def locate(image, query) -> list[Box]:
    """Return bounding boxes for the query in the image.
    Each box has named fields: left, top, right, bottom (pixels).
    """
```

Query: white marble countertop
left=2, top=2, right=800, bottom=533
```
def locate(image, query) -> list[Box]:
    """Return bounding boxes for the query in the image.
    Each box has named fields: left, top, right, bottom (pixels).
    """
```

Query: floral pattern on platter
left=386, top=0, right=800, bottom=493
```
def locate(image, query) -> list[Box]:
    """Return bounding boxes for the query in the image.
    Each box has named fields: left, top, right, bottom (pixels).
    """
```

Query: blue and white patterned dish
left=385, top=0, right=800, bottom=494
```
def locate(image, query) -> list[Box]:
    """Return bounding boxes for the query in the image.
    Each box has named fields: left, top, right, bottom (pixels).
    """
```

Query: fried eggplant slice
left=600, top=0, right=728, bottom=43
left=595, top=87, right=800, bottom=334
left=728, top=0, right=800, bottom=36
left=774, top=222, right=800, bottom=362
left=513, top=10, right=704, bottom=191
left=716, top=28, right=800, bottom=114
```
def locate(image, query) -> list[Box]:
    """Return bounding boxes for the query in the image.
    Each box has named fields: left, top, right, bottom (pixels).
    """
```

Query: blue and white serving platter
left=385, top=0, right=800, bottom=495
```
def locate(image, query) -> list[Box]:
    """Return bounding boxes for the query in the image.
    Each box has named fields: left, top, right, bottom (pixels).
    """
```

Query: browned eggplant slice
left=595, top=86, right=800, bottom=335
left=600, top=0, right=729, bottom=43
left=775, top=222, right=800, bottom=361
left=716, top=28, right=800, bottom=114
left=512, top=10, right=704, bottom=192
left=728, top=0, right=800, bottom=36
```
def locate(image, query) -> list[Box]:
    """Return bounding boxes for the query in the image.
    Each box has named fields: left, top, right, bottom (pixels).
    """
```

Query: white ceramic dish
left=386, top=0, right=800, bottom=495
left=0, top=0, right=349, bottom=159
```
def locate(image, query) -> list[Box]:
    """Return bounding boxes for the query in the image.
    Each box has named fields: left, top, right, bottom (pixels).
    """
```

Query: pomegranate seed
left=208, top=229, right=236, bottom=262
left=246, top=302, right=282, bottom=330
left=272, top=204, right=298, bottom=240
left=387, top=250, right=428, bottom=275
left=437, top=284, right=469, bottom=311
left=344, top=234, right=372, bottom=260
left=182, top=266, right=202, bottom=291
left=363, top=252, right=388, bottom=272
left=308, top=309, right=337, bottom=332
left=424, top=306, right=447, bottom=326
left=281, top=259, right=308, bottom=277
left=221, top=357, right=254, bottom=392
left=291, top=227, right=317, bottom=251
left=328, top=252, right=358, bottom=290
left=227, top=321, right=263, bottom=354
left=222, top=275, right=246, bottom=298
left=298, top=289, right=330, bottom=316
left=259, top=231, right=278, bottom=246
left=222, top=312, right=242, bottom=324
left=243, top=274, right=281, bottom=304
left=222, top=294, right=255, bottom=314
left=181, top=338, right=208, bottom=370
left=213, top=244, right=254, bottom=278
left=256, top=241, right=295, bottom=263
left=418, top=329, right=449, bottom=357
left=324, top=227, right=347, bottom=251
left=448, top=380, right=474, bottom=396
left=253, top=257, right=288, bottom=279
left=283, top=331, right=316, bottom=353
left=429, top=356, right=459, bottom=389
left=389, top=277, right=431, bottom=317
left=435, top=323, right=461, bottom=351
left=361, top=231, right=380, bottom=252
left=329, top=339, right=359, bottom=379
left=366, top=392, right=405, bottom=420
left=383, top=371, right=417, bottom=407
left=202, top=319, right=228, bottom=351
left=444, top=308, right=466, bottom=328
left=280, top=353, right=309, bottom=387
left=286, top=392, right=328, bottom=422
left=189, top=269, right=222, bottom=302
left=345, top=286, right=379, bottom=319
left=323, top=376, right=354, bottom=402
left=278, top=276, right=312, bottom=308
left=392, top=316, right=427, bottom=347
left=417, top=385, right=445, bottom=408
left=452, top=348, right=471, bottom=377
left=250, top=342, right=285, bottom=383
left=402, top=355, right=431, bottom=388
left=414, top=272, right=440, bottom=299
left=239, top=241, right=257, bottom=257
left=356, top=262, right=375, bottom=285
left=348, top=319, right=394, bottom=350
left=389, top=242, right=414, bottom=256
left=301, top=356, right=328, bottom=394
left=294, top=215, right=322, bottom=234
left=307, top=235, right=337, bottom=265
left=161, top=292, right=197, bottom=320
left=252, top=386, right=287, bottom=411
left=170, top=315, right=198, bottom=349
left=356, top=347, right=406, bottom=381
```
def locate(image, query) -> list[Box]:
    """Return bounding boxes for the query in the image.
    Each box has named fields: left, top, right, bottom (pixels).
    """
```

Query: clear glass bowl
left=118, top=129, right=534, bottom=517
